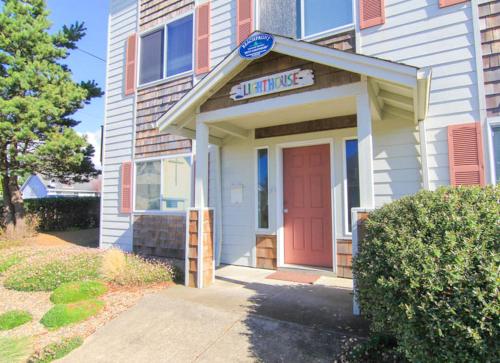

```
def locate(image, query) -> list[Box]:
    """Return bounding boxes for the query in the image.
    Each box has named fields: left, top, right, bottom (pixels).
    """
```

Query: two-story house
left=100, top=0, right=499, bottom=287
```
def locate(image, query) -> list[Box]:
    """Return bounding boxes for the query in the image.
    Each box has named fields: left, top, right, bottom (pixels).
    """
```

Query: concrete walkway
left=62, top=266, right=368, bottom=363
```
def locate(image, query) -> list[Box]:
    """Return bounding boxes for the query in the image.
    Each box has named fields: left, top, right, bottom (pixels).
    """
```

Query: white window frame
left=300, top=0, right=356, bottom=41
left=133, top=153, right=194, bottom=215
left=342, top=137, right=359, bottom=236
left=255, top=146, right=270, bottom=233
left=487, top=117, right=500, bottom=184
left=137, top=12, right=195, bottom=89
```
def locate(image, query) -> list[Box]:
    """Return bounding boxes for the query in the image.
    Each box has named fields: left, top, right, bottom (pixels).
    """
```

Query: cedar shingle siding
left=479, top=0, right=500, bottom=117
left=136, top=0, right=195, bottom=159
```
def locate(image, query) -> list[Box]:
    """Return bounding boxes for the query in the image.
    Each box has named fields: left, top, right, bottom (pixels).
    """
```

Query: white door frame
left=275, top=138, right=337, bottom=273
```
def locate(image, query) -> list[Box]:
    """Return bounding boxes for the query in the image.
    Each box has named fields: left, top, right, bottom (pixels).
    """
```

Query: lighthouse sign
left=230, top=68, right=315, bottom=101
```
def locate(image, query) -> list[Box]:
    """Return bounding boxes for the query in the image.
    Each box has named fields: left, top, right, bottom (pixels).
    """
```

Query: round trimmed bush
left=353, top=186, right=499, bottom=362
left=40, top=300, right=104, bottom=329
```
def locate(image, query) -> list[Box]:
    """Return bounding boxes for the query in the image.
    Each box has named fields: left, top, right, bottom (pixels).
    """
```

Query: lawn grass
left=40, top=300, right=104, bottom=329
left=0, top=337, right=32, bottom=363
left=50, top=281, right=107, bottom=304
left=4, top=253, right=101, bottom=292
left=0, top=310, right=32, bottom=331
left=28, top=336, right=83, bottom=363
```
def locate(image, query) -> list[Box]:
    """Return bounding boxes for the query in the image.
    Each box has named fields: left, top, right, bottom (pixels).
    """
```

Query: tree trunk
left=1, top=173, right=27, bottom=237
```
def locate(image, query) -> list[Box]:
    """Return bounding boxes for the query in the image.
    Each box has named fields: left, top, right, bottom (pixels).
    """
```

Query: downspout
left=417, top=67, right=432, bottom=190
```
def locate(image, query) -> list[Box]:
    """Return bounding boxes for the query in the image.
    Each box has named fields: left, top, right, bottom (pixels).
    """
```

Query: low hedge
left=353, top=186, right=499, bottom=362
left=24, top=197, right=100, bottom=232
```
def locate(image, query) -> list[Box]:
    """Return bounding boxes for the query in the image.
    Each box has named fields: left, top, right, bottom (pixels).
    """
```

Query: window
left=139, top=30, right=164, bottom=84
left=135, top=156, right=192, bottom=212
left=493, top=126, right=500, bottom=183
left=139, top=14, right=193, bottom=85
left=345, top=139, right=360, bottom=233
left=301, top=0, right=353, bottom=39
left=257, top=148, right=269, bottom=229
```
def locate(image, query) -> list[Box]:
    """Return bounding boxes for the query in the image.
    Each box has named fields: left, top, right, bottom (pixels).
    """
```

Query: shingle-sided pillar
left=184, top=121, right=215, bottom=288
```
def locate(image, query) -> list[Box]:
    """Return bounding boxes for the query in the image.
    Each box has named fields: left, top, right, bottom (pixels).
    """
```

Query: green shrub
left=0, top=337, right=32, bottom=363
left=345, top=334, right=408, bottom=363
left=0, top=310, right=32, bottom=331
left=50, top=281, right=107, bottom=304
left=353, top=186, right=500, bottom=362
left=4, top=253, right=101, bottom=292
left=28, top=336, right=83, bottom=363
left=24, top=197, right=100, bottom=232
left=40, top=300, right=104, bottom=329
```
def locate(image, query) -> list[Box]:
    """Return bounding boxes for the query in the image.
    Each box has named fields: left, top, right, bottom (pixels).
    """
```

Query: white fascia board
left=275, top=37, right=419, bottom=88
left=197, top=83, right=363, bottom=124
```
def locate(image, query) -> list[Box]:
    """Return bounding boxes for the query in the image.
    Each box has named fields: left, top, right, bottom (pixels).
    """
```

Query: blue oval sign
left=239, top=33, right=275, bottom=60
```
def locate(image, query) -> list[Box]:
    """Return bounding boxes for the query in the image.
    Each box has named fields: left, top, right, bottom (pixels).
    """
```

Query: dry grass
left=100, top=249, right=126, bottom=281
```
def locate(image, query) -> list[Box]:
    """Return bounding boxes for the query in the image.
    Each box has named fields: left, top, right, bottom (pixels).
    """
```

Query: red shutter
left=121, top=161, right=133, bottom=213
left=439, top=0, right=467, bottom=8
left=237, top=0, right=254, bottom=44
left=195, top=2, right=211, bottom=75
left=448, top=122, right=485, bottom=186
left=125, top=34, right=137, bottom=96
left=359, top=0, right=385, bottom=29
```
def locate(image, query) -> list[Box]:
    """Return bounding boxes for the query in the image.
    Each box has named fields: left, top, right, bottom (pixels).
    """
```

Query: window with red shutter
left=439, top=0, right=467, bottom=8
left=237, top=0, right=254, bottom=44
left=125, top=34, right=137, bottom=96
left=359, top=0, right=385, bottom=29
left=196, top=2, right=210, bottom=75
left=448, top=122, right=486, bottom=186
left=121, top=161, right=133, bottom=214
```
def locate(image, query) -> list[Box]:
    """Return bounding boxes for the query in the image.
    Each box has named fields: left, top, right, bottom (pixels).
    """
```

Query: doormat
left=266, top=271, right=320, bottom=284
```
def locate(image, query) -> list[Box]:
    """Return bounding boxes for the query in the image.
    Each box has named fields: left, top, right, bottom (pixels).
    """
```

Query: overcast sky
left=47, top=0, right=109, bottom=167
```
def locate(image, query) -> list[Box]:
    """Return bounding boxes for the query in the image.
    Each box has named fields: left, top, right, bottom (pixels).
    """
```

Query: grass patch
left=0, top=255, right=24, bottom=274
left=40, top=300, right=104, bottom=329
left=4, top=253, right=101, bottom=292
left=0, top=337, right=32, bottom=363
left=50, top=281, right=107, bottom=304
left=0, top=310, right=32, bottom=331
left=28, top=336, right=83, bottom=363
left=101, top=249, right=174, bottom=286
left=0, top=240, right=23, bottom=251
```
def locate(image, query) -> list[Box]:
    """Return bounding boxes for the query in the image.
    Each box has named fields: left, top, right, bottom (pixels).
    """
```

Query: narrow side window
left=257, top=148, right=269, bottom=229
left=139, top=29, right=164, bottom=85
left=345, top=139, right=360, bottom=233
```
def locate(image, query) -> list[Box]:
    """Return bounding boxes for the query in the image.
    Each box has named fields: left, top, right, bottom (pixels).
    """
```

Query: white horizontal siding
left=210, top=0, right=236, bottom=68
left=361, top=0, right=480, bottom=190
left=99, top=0, right=137, bottom=253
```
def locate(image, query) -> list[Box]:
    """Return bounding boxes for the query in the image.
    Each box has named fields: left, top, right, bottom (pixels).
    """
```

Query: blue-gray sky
left=47, top=0, right=109, bottom=165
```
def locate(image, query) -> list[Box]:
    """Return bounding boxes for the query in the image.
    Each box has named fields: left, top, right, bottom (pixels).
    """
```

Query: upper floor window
left=139, top=14, right=193, bottom=86
left=301, top=0, right=354, bottom=39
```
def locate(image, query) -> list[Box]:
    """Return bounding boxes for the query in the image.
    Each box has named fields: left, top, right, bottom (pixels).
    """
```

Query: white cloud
left=81, top=129, right=102, bottom=170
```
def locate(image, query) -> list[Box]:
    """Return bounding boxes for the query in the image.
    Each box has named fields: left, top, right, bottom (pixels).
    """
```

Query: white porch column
left=195, top=121, right=209, bottom=208
left=356, top=84, right=375, bottom=209
left=353, top=82, right=375, bottom=315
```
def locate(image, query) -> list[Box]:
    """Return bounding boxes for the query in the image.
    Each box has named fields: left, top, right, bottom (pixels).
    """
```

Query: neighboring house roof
left=156, top=32, right=432, bottom=137
left=21, top=174, right=102, bottom=195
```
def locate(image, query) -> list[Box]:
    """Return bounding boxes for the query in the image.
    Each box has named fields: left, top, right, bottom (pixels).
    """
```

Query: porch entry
left=283, top=144, right=333, bottom=268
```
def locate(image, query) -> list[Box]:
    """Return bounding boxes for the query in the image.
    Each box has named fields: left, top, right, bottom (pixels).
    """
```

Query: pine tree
left=0, top=0, right=102, bottom=233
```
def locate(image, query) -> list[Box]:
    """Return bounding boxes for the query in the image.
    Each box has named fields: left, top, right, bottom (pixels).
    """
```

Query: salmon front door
left=283, top=144, right=333, bottom=268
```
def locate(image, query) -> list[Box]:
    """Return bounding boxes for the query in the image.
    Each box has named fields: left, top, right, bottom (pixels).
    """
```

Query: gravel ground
left=0, top=245, right=172, bottom=355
